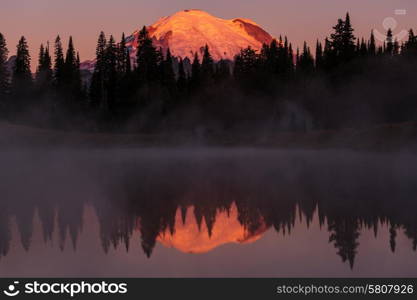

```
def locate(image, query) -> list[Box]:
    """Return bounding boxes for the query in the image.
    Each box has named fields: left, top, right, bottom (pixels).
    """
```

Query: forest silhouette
left=1, top=13, right=417, bottom=134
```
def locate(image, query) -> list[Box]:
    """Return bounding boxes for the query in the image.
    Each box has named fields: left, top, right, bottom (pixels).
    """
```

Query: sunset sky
left=1, top=0, right=417, bottom=68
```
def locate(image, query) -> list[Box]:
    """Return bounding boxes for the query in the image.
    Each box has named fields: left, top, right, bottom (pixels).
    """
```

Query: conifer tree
left=104, top=35, right=117, bottom=113
left=62, top=36, right=82, bottom=111
left=368, top=30, right=376, bottom=55
left=329, top=13, right=356, bottom=63
left=64, top=37, right=77, bottom=82
left=393, top=38, right=400, bottom=56
left=177, top=57, right=188, bottom=97
left=386, top=28, right=394, bottom=55
left=117, top=33, right=130, bottom=76
left=315, top=40, right=323, bottom=70
left=0, top=33, right=9, bottom=103
left=35, top=43, right=53, bottom=91
left=403, top=29, right=417, bottom=57
left=115, top=32, right=132, bottom=113
left=161, top=48, right=176, bottom=97
left=330, top=18, right=345, bottom=56
left=136, top=26, right=159, bottom=83
left=190, top=52, right=201, bottom=90
left=233, top=47, right=258, bottom=85
left=342, top=13, right=356, bottom=59
left=11, top=36, right=32, bottom=104
left=90, top=31, right=107, bottom=109
left=297, top=42, right=314, bottom=76
left=359, top=38, right=367, bottom=56
left=53, top=36, right=65, bottom=90
left=267, top=39, right=279, bottom=74
left=201, top=45, right=214, bottom=83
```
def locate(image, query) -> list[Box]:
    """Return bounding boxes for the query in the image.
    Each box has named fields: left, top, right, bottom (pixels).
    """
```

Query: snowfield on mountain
left=126, top=9, right=273, bottom=61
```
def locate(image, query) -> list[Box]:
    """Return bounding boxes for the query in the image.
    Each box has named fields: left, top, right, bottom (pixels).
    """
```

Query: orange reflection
left=157, top=203, right=269, bottom=254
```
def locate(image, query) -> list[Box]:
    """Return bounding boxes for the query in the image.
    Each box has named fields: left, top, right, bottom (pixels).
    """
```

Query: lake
left=0, top=148, right=416, bottom=277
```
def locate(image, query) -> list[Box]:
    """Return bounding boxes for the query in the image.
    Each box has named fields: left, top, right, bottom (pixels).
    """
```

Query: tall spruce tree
left=62, top=36, right=82, bottom=111
left=161, top=48, right=176, bottom=92
left=368, top=30, right=376, bottom=55
left=359, top=38, right=368, bottom=56
left=297, top=42, right=314, bottom=76
left=115, top=32, right=132, bottom=115
left=35, top=43, right=53, bottom=92
left=177, top=57, right=187, bottom=96
left=117, top=33, right=130, bottom=76
left=11, top=36, right=32, bottom=106
left=104, top=35, right=117, bottom=113
left=329, top=13, right=356, bottom=63
left=342, top=13, right=356, bottom=60
left=403, top=29, right=417, bottom=58
left=90, top=31, right=107, bottom=109
left=233, top=47, right=258, bottom=86
left=53, top=36, right=65, bottom=90
left=0, top=33, right=9, bottom=104
left=136, top=26, right=159, bottom=83
left=190, top=52, right=201, bottom=90
left=201, top=45, right=214, bottom=83
left=315, top=40, right=323, bottom=70
left=386, top=29, right=394, bottom=55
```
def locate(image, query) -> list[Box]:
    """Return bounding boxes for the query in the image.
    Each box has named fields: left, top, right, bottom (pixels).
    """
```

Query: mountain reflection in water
left=0, top=148, right=416, bottom=277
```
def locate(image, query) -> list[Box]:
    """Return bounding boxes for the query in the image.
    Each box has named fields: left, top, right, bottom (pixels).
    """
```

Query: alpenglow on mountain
left=80, top=9, right=273, bottom=71
left=127, top=9, right=273, bottom=61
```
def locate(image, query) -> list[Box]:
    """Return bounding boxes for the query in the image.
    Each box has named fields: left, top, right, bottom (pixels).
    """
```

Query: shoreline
left=0, top=121, right=417, bottom=152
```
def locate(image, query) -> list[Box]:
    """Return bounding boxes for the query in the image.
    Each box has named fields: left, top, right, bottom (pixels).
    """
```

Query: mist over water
left=0, top=147, right=417, bottom=277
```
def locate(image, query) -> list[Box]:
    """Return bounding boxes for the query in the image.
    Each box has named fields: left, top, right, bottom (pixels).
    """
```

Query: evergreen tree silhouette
left=177, top=57, right=188, bottom=96
left=201, top=44, right=214, bottom=84
left=403, top=29, right=417, bottom=58
left=315, top=40, right=323, bottom=70
left=368, top=30, right=376, bottom=55
left=53, top=35, right=65, bottom=91
left=233, top=47, right=258, bottom=86
left=117, top=33, right=130, bottom=76
left=35, top=43, right=53, bottom=93
left=190, top=52, right=201, bottom=90
left=359, top=38, right=367, bottom=56
left=0, top=33, right=9, bottom=109
left=90, top=31, right=107, bottom=110
left=115, top=32, right=132, bottom=118
left=104, top=35, right=117, bottom=115
left=63, top=36, right=82, bottom=112
left=341, top=13, right=356, bottom=61
left=386, top=28, right=394, bottom=55
left=161, top=47, right=176, bottom=96
left=297, top=42, right=314, bottom=76
left=135, top=26, right=159, bottom=83
left=329, top=13, right=356, bottom=63
left=11, top=36, right=32, bottom=112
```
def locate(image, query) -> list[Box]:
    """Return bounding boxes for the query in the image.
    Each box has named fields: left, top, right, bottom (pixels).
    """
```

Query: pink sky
left=1, top=0, right=416, bottom=69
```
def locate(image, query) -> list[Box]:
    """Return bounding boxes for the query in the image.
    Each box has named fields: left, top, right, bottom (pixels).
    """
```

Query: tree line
left=1, top=13, right=417, bottom=133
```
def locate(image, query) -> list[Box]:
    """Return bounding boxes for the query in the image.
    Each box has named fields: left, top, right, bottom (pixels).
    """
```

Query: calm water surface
left=0, top=148, right=416, bottom=277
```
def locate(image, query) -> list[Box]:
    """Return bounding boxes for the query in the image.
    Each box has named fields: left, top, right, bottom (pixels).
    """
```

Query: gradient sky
left=1, top=0, right=417, bottom=69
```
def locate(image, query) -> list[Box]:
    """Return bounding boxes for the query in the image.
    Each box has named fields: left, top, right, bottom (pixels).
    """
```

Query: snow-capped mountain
left=81, top=9, right=273, bottom=71
left=126, top=9, right=273, bottom=61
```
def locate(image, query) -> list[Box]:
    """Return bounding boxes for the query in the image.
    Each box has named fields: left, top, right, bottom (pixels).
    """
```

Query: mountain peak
left=126, top=9, right=273, bottom=61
